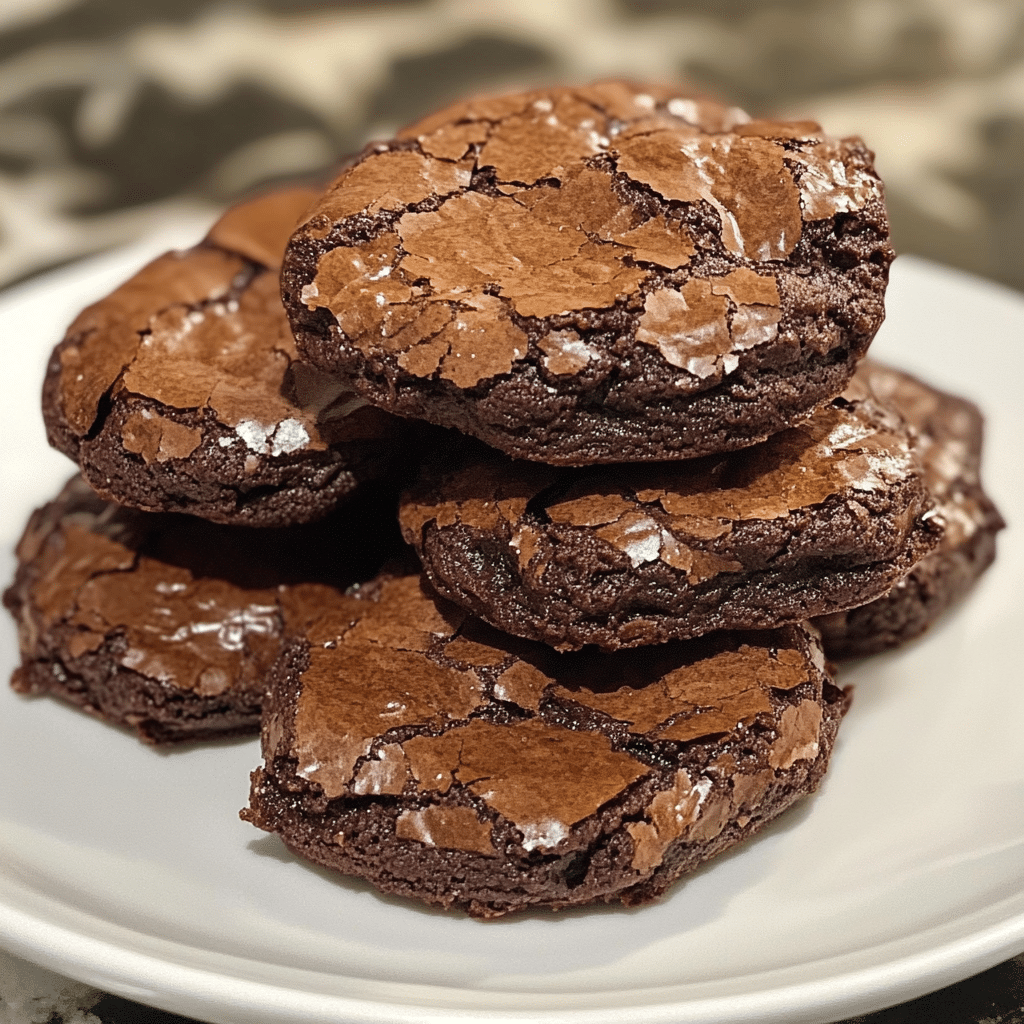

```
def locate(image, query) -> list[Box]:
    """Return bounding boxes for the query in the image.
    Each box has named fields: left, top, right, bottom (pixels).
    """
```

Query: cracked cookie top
left=283, top=81, right=890, bottom=465
left=855, top=360, right=1003, bottom=553
left=58, top=188, right=326, bottom=448
left=44, top=187, right=404, bottom=525
left=401, top=371, right=923, bottom=571
left=4, top=475, right=403, bottom=714
left=264, top=570, right=833, bottom=859
left=398, top=365, right=943, bottom=650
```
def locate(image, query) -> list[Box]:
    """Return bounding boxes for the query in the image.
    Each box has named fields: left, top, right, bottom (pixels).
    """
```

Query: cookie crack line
left=81, top=369, right=130, bottom=441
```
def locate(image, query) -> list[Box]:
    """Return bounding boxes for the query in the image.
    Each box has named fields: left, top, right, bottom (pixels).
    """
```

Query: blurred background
left=0, top=0, right=1022, bottom=293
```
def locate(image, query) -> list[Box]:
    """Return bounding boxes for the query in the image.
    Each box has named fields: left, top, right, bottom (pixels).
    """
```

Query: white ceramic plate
left=0, top=248, right=1022, bottom=1024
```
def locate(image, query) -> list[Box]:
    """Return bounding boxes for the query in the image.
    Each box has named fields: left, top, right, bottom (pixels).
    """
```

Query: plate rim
left=3, top=878, right=1024, bottom=1024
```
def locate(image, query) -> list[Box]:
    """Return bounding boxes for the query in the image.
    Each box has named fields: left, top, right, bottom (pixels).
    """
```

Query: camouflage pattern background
left=1, top=1, right=1023, bottom=1022
left=0, top=0, right=1023, bottom=292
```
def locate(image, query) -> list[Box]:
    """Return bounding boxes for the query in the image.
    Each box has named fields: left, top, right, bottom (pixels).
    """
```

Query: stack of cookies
left=6, top=187, right=410, bottom=743
left=4, top=82, right=1004, bottom=918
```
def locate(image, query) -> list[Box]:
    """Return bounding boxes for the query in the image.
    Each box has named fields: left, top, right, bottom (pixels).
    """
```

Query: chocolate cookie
left=2, top=475, right=402, bottom=743
left=242, top=571, right=846, bottom=917
left=43, top=187, right=403, bottom=527
left=399, top=368, right=943, bottom=650
left=815, top=362, right=1004, bottom=658
left=283, top=80, right=893, bottom=465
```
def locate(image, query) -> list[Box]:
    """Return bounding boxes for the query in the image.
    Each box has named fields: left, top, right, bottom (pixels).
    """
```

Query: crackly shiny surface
left=814, top=361, right=1005, bottom=658
left=2, top=0, right=1021, bottom=1015
left=298, top=81, right=877, bottom=388
left=398, top=363, right=941, bottom=649
left=856, top=360, right=996, bottom=551
left=19, top=516, right=281, bottom=697
left=402, top=371, right=918, bottom=577
left=58, top=188, right=318, bottom=441
left=3, top=475, right=402, bottom=741
left=284, top=80, right=891, bottom=464
left=44, top=187, right=402, bottom=526
left=265, top=570, right=831, bottom=867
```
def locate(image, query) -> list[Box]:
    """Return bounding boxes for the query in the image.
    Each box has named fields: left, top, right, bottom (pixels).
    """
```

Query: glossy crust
left=2, top=476, right=403, bottom=743
left=283, top=81, right=893, bottom=464
left=815, top=362, right=1004, bottom=657
left=42, top=187, right=404, bottom=527
left=242, top=571, right=847, bottom=917
left=399, top=369, right=943, bottom=650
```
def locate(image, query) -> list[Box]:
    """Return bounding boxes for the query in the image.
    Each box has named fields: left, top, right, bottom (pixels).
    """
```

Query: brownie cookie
left=283, top=80, right=893, bottom=464
left=2, top=475, right=402, bottom=743
left=43, top=187, right=403, bottom=527
left=815, top=362, right=1004, bottom=658
left=399, top=369, right=943, bottom=650
left=242, top=571, right=846, bottom=917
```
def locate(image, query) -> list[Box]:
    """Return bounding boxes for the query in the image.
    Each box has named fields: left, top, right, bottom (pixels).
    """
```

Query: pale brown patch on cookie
left=402, top=718, right=650, bottom=851
left=396, top=806, right=497, bottom=856
left=121, top=410, right=202, bottom=464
